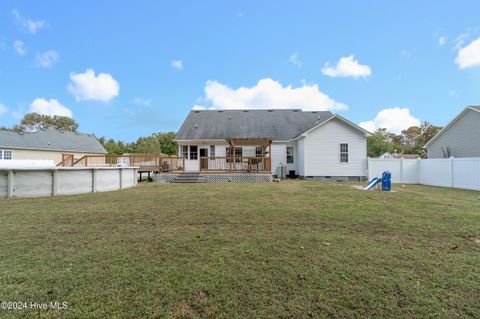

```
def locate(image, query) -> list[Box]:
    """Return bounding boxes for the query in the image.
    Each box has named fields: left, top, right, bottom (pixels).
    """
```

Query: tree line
left=1, top=112, right=178, bottom=155
left=2, top=112, right=442, bottom=158
left=367, top=122, right=442, bottom=158
left=97, top=133, right=177, bottom=155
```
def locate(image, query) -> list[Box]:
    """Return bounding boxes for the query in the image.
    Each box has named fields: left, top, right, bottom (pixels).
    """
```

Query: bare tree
left=441, top=146, right=452, bottom=158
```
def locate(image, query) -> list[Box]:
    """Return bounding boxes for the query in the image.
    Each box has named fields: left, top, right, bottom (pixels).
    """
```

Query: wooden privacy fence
left=67, top=154, right=185, bottom=172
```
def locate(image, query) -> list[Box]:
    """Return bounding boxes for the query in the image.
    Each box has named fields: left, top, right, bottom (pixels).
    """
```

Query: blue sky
left=1, top=1, right=479, bottom=141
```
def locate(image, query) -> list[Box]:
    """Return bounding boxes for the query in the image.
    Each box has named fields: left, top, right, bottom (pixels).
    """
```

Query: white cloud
left=455, top=37, right=480, bottom=69
left=171, top=60, right=183, bottom=70
left=193, top=78, right=347, bottom=111
left=133, top=98, right=151, bottom=106
left=289, top=52, right=302, bottom=67
left=13, top=40, right=26, bottom=56
left=399, top=49, right=411, bottom=58
left=322, top=55, right=372, bottom=78
left=29, top=98, right=72, bottom=117
left=438, top=36, right=447, bottom=47
left=67, top=68, right=120, bottom=102
left=452, top=29, right=471, bottom=51
left=0, top=102, right=8, bottom=116
left=11, top=9, right=46, bottom=34
left=359, top=107, right=421, bottom=134
left=449, top=90, right=459, bottom=98
left=35, top=50, right=59, bottom=68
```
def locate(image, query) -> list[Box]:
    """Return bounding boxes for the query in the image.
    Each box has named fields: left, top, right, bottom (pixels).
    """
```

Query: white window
left=286, top=146, right=294, bottom=164
left=0, top=150, right=12, bottom=160
left=210, top=145, right=215, bottom=157
left=181, top=146, right=188, bottom=159
left=340, top=143, right=349, bottom=163
left=190, top=145, right=198, bottom=160
left=255, top=147, right=263, bottom=157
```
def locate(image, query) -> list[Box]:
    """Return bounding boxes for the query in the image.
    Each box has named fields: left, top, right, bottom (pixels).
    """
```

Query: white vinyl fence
left=368, top=157, right=480, bottom=191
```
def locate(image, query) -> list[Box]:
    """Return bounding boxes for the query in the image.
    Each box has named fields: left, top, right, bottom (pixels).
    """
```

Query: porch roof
left=226, top=138, right=272, bottom=147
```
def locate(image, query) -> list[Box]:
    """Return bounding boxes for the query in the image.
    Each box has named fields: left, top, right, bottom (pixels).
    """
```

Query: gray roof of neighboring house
left=175, top=109, right=336, bottom=140
left=0, top=129, right=107, bottom=153
left=469, top=106, right=480, bottom=111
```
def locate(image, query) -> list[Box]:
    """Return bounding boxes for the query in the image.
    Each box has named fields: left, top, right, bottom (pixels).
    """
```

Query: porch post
left=268, top=141, right=272, bottom=172
left=232, top=140, right=235, bottom=171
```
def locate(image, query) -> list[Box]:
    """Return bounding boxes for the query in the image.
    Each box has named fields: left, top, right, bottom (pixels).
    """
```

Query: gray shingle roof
left=175, top=109, right=335, bottom=140
left=0, top=129, right=107, bottom=153
left=469, top=106, right=480, bottom=111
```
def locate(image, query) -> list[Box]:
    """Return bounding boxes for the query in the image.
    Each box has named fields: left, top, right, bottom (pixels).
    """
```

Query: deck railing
left=71, top=155, right=185, bottom=172
left=64, top=154, right=271, bottom=173
left=199, top=156, right=271, bottom=172
left=57, top=154, right=74, bottom=167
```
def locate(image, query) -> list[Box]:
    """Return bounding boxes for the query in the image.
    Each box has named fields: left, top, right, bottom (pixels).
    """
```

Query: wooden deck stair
left=171, top=172, right=206, bottom=183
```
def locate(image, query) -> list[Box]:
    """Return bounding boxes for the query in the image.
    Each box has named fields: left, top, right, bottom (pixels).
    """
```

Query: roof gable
left=293, top=115, right=371, bottom=139
left=0, top=129, right=107, bottom=153
left=469, top=106, right=480, bottom=112
left=175, top=109, right=335, bottom=141
left=425, top=106, right=479, bottom=148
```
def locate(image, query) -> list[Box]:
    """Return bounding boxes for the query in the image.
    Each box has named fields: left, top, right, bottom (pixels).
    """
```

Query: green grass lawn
left=0, top=181, right=479, bottom=318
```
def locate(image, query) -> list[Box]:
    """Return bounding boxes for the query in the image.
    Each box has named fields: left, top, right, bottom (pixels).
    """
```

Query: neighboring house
left=379, top=152, right=420, bottom=159
left=379, top=152, right=394, bottom=159
left=0, top=128, right=107, bottom=165
left=425, top=106, right=480, bottom=158
left=175, top=109, right=370, bottom=179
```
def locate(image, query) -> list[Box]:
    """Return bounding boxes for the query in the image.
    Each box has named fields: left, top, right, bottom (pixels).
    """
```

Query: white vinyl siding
left=210, top=145, right=215, bottom=157
left=270, top=143, right=286, bottom=174
left=427, top=109, right=480, bottom=158
left=296, top=138, right=305, bottom=176
left=239, top=146, right=256, bottom=157
left=303, top=118, right=367, bottom=177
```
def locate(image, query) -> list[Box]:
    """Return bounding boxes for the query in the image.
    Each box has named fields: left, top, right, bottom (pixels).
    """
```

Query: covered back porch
left=180, top=138, right=272, bottom=173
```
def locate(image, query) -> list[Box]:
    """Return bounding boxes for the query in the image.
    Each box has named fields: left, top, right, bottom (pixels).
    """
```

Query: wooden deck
left=57, top=154, right=184, bottom=173
left=58, top=154, right=271, bottom=173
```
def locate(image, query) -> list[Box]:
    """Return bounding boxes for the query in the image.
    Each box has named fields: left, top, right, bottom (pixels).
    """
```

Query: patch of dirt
left=193, top=290, right=209, bottom=303
left=170, top=300, right=194, bottom=318
left=467, top=235, right=480, bottom=244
